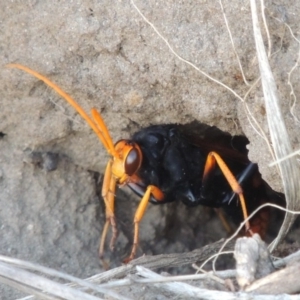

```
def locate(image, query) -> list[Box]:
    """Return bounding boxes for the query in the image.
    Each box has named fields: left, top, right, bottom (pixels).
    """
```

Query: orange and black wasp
left=8, top=64, right=282, bottom=262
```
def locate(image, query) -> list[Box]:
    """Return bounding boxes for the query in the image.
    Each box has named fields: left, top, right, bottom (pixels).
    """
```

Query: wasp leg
left=99, top=159, right=117, bottom=259
left=203, top=151, right=251, bottom=234
left=214, top=208, right=234, bottom=234
left=245, top=194, right=270, bottom=238
left=124, top=185, right=164, bottom=263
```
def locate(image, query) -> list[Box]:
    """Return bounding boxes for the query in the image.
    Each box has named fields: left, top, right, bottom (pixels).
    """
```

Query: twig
left=246, top=262, right=300, bottom=294
left=0, top=262, right=102, bottom=300
left=135, top=266, right=299, bottom=300
left=88, top=239, right=235, bottom=284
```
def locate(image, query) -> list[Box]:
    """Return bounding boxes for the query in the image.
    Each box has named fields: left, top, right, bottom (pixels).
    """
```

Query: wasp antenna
left=7, top=63, right=114, bottom=156
left=91, top=108, right=118, bottom=158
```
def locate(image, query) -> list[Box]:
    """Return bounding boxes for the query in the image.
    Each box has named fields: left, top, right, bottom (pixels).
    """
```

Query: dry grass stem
left=250, top=0, right=300, bottom=252
left=219, top=0, right=250, bottom=86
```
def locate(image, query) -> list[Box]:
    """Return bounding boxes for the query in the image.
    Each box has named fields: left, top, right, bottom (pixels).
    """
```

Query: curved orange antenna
left=7, top=63, right=118, bottom=158
left=91, top=108, right=116, bottom=155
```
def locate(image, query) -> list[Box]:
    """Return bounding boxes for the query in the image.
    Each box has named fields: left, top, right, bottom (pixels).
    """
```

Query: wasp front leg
left=124, top=185, right=164, bottom=263
left=99, top=159, right=117, bottom=259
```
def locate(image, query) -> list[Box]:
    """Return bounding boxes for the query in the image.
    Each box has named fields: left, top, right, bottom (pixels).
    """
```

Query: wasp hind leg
left=203, top=151, right=252, bottom=235
left=213, top=208, right=234, bottom=234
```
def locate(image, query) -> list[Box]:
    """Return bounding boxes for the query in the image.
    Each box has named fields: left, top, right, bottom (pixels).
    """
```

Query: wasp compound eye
left=125, top=147, right=142, bottom=176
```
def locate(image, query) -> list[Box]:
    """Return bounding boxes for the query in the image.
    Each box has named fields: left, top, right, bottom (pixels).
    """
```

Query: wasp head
left=112, top=140, right=142, bottom=183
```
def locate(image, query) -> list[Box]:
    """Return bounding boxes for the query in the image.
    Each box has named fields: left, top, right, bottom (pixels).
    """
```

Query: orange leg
left=99, top=160, right=117, bottom=259
left=124, top=185, right=164, bottom=263
left=203, top=152, right=251, bottom=233
left=245, top=196, right=270, bottom=238
left=214, top=208, right=233, bottom=234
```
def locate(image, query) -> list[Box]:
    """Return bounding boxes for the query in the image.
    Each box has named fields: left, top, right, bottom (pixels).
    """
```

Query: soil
left=0, top=1, right=300, bottom=299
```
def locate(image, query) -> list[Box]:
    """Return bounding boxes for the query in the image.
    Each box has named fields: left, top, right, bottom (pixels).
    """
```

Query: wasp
left=8, top=64, right=282, bottom=262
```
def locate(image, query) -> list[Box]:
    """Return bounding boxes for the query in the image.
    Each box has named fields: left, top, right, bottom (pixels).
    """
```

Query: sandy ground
left=0, top=1, right=300, bottom=299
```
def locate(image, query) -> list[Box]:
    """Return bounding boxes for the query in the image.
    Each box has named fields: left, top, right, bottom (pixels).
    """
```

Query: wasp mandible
left=8, top=63, right=279, bottom=262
